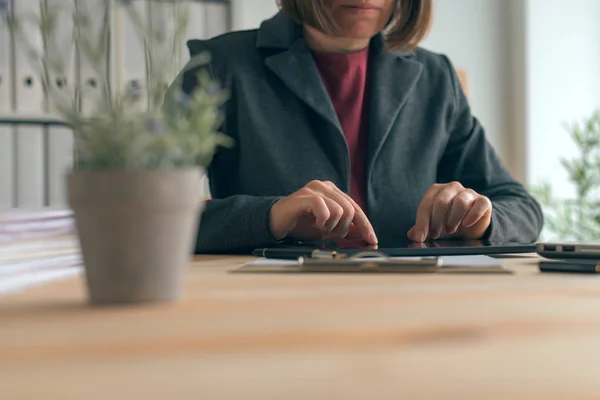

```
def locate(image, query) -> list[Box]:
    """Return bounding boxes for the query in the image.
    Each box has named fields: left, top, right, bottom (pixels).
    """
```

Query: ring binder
left=0, top=0, right=13, bottom=208
left=13, top=0, right=45, bottom=208
left=44, top=0, right=76, bottom=207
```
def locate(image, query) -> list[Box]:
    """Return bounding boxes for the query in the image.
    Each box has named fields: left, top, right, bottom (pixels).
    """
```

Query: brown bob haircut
left=277, top=0, right=433, bottom=52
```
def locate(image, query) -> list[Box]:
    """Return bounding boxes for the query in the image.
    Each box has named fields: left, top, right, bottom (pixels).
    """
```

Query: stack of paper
left=0, top=209, right=82, bottom=295
left=0, top=209, right=74, bottom=241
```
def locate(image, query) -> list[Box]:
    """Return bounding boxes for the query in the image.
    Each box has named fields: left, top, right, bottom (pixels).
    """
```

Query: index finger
left=329, top=185, right=377, bottom=244
left=413, top=184, right=445, bottom=242
left=351, top=206, right=377, bottom=244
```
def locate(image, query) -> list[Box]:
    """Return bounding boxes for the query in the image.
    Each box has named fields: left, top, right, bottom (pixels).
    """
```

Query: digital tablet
left=536, top=242, right=600, bottom=260
left=339, top=240, right=536, bottom=257
left=256, top=239, right=536, bottom=258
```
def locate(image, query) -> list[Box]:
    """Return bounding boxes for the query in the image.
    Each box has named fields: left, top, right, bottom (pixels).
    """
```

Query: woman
left=175, top=0, right=543, bottom=253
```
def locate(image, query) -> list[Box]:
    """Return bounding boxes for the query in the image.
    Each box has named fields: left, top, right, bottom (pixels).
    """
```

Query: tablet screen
left=279, top=239, right=536, bottom=257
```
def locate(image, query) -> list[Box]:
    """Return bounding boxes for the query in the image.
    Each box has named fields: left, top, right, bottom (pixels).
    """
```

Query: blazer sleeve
left=164, top=39, right=283, bottom=253
left=436, top=56, right=543, bottom=243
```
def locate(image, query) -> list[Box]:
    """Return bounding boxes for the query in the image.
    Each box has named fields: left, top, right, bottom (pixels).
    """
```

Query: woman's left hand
left=407, top=182, right=492, bottom=242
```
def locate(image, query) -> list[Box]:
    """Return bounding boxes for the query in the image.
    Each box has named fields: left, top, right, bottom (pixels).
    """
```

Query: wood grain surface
left=2, top=254, right=600, bottom=399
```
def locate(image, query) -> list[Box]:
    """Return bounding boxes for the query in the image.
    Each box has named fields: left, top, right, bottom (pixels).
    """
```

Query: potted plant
left=2, top=0, right=231, bottom=304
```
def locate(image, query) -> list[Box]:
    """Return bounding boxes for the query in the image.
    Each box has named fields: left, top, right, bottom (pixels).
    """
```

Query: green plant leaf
left=535, top=110, right=600, bottom=240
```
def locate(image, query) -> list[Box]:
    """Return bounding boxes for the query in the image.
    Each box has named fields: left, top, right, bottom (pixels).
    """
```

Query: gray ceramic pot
left=67, top=168, right=204, bottom=305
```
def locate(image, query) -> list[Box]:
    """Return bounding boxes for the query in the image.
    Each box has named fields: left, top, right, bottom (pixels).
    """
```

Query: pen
left=253, top=248, right=345, bottom=260
left=539, top=260, right=600, bottom=274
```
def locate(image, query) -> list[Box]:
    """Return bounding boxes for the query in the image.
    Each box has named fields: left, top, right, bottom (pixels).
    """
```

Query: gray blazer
left=177, top=12, right=543, bottom=253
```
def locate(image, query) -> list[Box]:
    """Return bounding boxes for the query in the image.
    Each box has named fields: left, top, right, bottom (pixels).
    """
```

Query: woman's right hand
left=268, top=180, right=378, bottom=244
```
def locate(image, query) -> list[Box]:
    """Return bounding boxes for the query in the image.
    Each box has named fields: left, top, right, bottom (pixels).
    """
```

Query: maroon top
left=312, top=47, right=370, bottom=212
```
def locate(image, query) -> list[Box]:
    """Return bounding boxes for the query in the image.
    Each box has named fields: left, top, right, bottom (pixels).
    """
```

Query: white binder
left=114, top=0, right=148, bottom=108
left=0, top=0, right=13, bottom=209
left=76, top=0, right=111, bottom=116
left=13, top=0, right=45, bottom=208
left=45, top=0, right=75, bottom=207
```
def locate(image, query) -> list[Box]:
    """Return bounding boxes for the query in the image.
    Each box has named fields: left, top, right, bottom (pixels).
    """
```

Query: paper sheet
left=0, top=251, right=82, bottom=296
left=237, top=255, right=507, bottom=274
left=247, top=255, right=502, bottom=267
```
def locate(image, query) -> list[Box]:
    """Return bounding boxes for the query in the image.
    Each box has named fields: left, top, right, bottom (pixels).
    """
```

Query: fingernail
left=369, top=233, right=378, bottom=244
left=415, top=230, right=426, bottom=242
left=431, top=231, right=440, bottom=240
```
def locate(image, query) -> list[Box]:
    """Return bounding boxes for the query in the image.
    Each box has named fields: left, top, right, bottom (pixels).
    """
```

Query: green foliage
left=531, top=110, right=600, bottom=241
left=2, top=0, right=231, bottom=170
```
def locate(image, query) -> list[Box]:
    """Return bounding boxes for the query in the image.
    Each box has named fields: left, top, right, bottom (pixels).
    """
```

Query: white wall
left=525, top=0, right=600, bottom=195
left=231, top=0, right=279, bottom=30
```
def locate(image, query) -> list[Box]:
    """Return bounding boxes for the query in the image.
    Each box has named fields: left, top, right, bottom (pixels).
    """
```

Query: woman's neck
left=303, top=25, right=370, bottom=54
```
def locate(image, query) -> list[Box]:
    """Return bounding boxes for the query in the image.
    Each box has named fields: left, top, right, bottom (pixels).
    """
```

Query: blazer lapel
left=367, top=37, right=423, bottom=178
left=258, top=12, right=349, bottom=189
left=264, top=41, right=343, bottom=134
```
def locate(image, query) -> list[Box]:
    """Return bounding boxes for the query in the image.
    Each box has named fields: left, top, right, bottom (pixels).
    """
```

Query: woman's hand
left=407, top=182, right=492, bottom=242
left=269, top=180, right=378, bottom=245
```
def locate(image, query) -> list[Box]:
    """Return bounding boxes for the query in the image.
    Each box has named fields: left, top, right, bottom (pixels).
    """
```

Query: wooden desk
left=2, top=255, right=600, bottom=399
